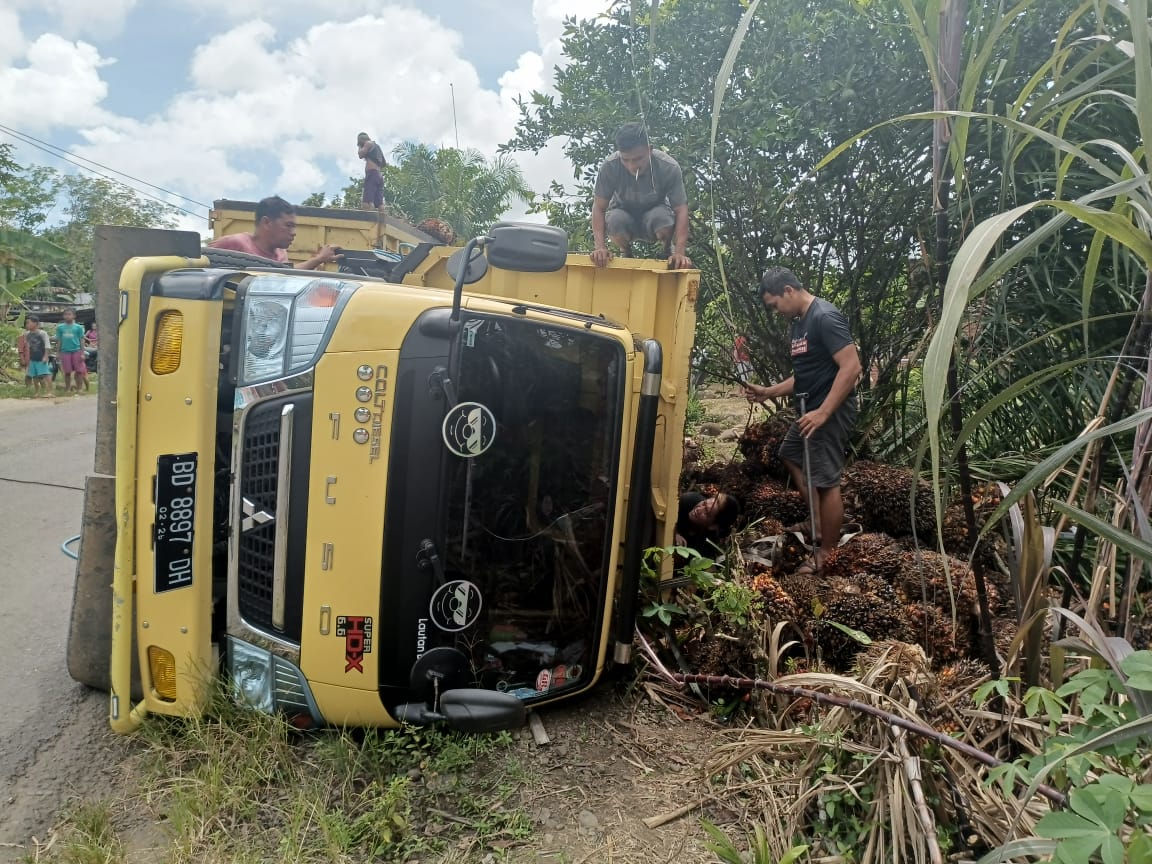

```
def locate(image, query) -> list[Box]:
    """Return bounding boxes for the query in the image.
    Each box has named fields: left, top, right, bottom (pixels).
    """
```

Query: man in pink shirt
left=209, top=196, right=340, bottom=270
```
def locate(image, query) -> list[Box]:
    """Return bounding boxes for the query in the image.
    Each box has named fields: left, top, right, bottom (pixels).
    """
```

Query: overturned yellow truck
left=67, top=205, right=697, bottom=734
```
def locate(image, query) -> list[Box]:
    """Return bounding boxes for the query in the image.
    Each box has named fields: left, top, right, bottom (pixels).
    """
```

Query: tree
left=384, top=143, right=532, bottom=240
left=505, top=0, right=1078, bottom=458
left=309, top=144, right=533, bottom=241
left=0, top=144, right=58, bottom=233
left=505, top=0, right=941, bottom=451
left=0, top=145, right=68, bottom=303
left=44, top=175, right=179, bottom=293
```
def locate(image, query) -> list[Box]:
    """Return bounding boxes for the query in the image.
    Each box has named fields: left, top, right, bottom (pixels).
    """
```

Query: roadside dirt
left=0, top=397, right=131, bottom=864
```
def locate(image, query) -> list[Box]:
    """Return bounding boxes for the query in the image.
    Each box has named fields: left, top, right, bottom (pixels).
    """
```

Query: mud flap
left=67, top=475, right=142, bottom=698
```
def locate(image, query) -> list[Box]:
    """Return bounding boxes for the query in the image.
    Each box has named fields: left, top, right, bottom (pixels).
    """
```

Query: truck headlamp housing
left=228, top=637, right=274, bottom=713
left=238, top=275, right=358, bottom=384
left=226, top=637, right=323, bottom=727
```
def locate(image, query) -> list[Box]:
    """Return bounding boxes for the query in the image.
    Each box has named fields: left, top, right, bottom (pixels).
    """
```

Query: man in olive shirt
left=590, top=123, right=692, bottom=269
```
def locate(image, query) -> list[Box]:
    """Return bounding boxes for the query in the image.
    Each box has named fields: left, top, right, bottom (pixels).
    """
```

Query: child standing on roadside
left=56, top=309, right=88, bottom=393
left=18, top=314, right=54, bottom=397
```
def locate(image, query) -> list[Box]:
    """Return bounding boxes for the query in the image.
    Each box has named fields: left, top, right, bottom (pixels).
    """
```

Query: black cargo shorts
left=778, top=399, right=856, bottom=489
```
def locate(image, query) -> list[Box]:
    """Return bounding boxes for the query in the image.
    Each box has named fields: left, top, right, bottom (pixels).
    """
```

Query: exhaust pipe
left=614, top=339, right=662, bottom=664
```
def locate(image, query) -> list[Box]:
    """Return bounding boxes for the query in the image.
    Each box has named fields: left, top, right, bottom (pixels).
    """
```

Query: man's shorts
left=59, top=350, right=85, bottom=374
left=778, top=399, right=856, bottom=489
left=362, top=168, right=384, bottom=208
left=605, top=204, right=675, bottom=242
left=27, top=360, right=52, bottom=378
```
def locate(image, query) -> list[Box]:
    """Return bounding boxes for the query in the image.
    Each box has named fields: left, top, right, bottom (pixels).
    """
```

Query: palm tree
left=385, top=143, right=533, bottom=241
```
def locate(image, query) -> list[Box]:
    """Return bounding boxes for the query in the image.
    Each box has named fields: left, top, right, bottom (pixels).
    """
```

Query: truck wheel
left=201, top=247, right=291, bottom=270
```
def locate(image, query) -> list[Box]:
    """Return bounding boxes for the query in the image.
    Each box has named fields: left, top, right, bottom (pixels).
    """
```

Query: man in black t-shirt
left=743, top=267, right=861, bottom=572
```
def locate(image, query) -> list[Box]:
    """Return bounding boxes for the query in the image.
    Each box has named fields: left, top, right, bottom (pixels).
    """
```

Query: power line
left=0, top=124, right=209, bottom=222
left=0, top=122, right=210, bottom=209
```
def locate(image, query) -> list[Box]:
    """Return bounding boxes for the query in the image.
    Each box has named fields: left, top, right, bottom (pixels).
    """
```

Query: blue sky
left=0, top=0, right=607, bottom=229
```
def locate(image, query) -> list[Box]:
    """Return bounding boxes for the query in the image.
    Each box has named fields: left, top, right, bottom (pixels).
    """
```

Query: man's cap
left=357, top=132, right=369, bottom=140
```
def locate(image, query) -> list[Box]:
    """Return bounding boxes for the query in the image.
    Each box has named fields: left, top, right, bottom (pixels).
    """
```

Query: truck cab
left=68, top=214, right=697, bottom=734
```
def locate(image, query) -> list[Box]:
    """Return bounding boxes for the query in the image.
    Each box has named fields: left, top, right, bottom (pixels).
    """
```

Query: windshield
left=435, top=315, right=625, bottom=699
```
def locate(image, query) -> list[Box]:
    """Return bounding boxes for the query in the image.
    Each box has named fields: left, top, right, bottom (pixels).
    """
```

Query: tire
left=201, top=247, right=291, bottom=270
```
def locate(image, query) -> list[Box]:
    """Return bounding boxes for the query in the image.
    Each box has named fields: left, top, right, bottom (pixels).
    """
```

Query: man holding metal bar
left=743, top=267, right=861, bottom=575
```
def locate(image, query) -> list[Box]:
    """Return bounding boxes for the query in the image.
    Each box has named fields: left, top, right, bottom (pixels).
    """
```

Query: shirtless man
left=357, top=133, right=387, bottom=211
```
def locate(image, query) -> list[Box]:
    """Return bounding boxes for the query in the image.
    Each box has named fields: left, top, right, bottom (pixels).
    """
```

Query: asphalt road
left=0, top=396, right=129, bottom=860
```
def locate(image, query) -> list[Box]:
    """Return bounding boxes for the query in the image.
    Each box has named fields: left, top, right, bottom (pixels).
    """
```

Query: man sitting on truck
left=590, top=122, right=693, bottom=270
left=209, top=195, right=341, bottom=270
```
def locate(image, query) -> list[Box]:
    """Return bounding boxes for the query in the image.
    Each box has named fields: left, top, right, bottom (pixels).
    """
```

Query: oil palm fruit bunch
left=417, top=217, right=456, bottom=245
left=781, top=570, right=822, bottom=625
left=940, top=501, right=973, bottom=556
left=897, top=550, right=1003, bottom=627
left=941, top=499, right=1004, bottom=571
left=772, top=535, right=812, bottom=576
left=904, top=603, right=968, bottom=667
left=745, top=479, right=810, bottom=525
left=748, top=563, right=800, bottom=623
left=895, top=550, right=970, bottom=607
left=684, top=633, right=734, bottom=678
left=737, top=412, right=795, bottom=481
left=842, top=461, right=937, bottom=538
left=695, top=461, right=755, bottom=503
left=855, top=640, right=931, bottom=688
left=813, top=576, right=913, bottom=671
left=822, top=532, right=905, bottom=583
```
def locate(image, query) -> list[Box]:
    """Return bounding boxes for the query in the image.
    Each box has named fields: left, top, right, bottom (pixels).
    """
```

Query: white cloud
left=0, top=7, right=25, bottom=66
left=495, top=0, right=609, bottom=217
left=0, top=34, right=112, bottom=132
left=70, top=11, right=514, bottom=205
left=1, top=0, right=139, bottom=39
left=0, top=0, right=608, bottom=228
left=176, top=0, right=385, bottom=18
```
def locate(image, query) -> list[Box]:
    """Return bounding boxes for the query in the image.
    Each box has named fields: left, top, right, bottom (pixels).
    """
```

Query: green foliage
left=312, top=143, right=533, bottom=240
left=0, top=144, right=57, bottom=232
left=506, top=0, right=1071, bottom=458
left=383, top=143, right=532, bottom=240
left=707, top=579, right=760, bottom=629
left=640, top=544, right=716, bottom=626
left=703, top=818, right=809, bottom=864
left=49, top=801, right=124, bottom=864
left=76, top=679, right=531, bottom=863
left=809, top=747, right=881, bottom=857
left=686, top=390, right=706, bottom=425
left=44, top=174, right=180, bottom=293
left=984, top=651, right=1152, bottom=863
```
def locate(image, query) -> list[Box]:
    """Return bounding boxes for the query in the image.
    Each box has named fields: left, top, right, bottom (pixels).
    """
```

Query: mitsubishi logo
left=241, top=497, right=274, bottom=532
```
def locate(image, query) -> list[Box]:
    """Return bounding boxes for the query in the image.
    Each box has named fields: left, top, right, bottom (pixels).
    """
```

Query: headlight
left=226, top=637, right=323, bottom=727
left=239, top=275, right=357, bottom=384
left=227, top=637, right=274, bottom=713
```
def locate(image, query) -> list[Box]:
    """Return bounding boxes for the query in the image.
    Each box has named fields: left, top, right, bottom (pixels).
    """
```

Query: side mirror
left=446, top=245, right=489, bottom=285
left=485, top=222, right=568, bottom=273
left=440, top=689, right=527, bottom=732
left=391, top=689, right=526, bottom=733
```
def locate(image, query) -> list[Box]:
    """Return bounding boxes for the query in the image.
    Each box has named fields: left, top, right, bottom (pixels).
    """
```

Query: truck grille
left=236, top=401, right=282, bottom=631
